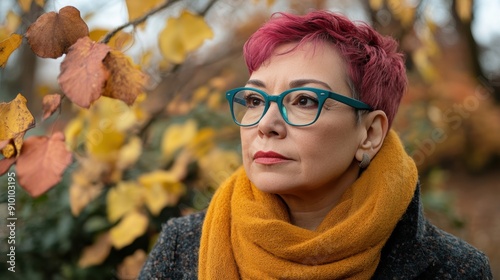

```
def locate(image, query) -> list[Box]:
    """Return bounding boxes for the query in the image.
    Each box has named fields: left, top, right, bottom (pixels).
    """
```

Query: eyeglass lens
left=232, top=89, right=321, bottom=126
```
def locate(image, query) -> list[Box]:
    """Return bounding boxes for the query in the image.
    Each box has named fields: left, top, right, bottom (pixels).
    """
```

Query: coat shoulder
left=138, top=211, right=205, bottom=280
left=420, top=221, right=492, bottom=279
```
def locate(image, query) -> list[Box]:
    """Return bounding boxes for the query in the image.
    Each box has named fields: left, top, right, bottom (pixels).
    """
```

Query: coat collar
left=373, top=183, right=439, bottom=278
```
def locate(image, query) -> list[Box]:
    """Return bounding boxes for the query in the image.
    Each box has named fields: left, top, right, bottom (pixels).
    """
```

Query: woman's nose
left=257, top=102, right=287, bottom=138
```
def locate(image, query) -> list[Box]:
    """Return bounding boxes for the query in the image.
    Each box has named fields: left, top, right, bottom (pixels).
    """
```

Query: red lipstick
left=253, top=151, right=290, bottom=165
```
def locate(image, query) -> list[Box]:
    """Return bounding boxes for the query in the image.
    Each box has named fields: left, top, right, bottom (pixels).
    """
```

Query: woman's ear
left=355, top=110, right=389, bottom=162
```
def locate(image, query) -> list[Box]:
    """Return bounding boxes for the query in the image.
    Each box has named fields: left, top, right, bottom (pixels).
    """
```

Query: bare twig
left=101, top=0, right=183, bottom=44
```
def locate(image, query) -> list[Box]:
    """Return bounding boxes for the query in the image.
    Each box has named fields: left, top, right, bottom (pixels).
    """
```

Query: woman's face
left=241, top=41, right=365, bottom=199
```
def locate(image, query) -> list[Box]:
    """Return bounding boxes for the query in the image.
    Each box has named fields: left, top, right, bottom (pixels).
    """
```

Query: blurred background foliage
left=0, top=0, right=499, bottom=279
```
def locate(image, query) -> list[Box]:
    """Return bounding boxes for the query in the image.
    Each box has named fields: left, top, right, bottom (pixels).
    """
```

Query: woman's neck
left=278, top=165, right=359, bottom=231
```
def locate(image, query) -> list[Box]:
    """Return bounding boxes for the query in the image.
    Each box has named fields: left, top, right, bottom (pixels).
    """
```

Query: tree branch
left=101, top=0, right=183, bottom=44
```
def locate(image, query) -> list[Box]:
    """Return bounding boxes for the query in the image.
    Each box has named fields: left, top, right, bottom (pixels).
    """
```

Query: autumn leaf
left=159, top=10, right=214, bottom=64
left=2, top=133, right=26, bottom=159
left=18, top=0, right=32, bottom=13
left=102, top=50, right=148, bottom=105
left=106, top=181, right=144, bottom=223
left=125, top=0, right=164, bottom=22
left=69, top=158, right=107, bottom=216
left=0, top=157, right=17, bottom=176
left=109, top=211, right=148, bottom=249
left=139, top=170, right=186, bottom=215
left=89, top=28, right=133, bottom=50
left=199, top=148, right=241, bottom=188
left=116, top=136, right=142, bottom=170
left=369, top=0, right=383, bottom=10
left=0, top=34, right=23, bottom=67
left=26, top=6, right=89, bottom=58
left=16, top=132, right=73, bottom=197
left=456, top=0, right=472, bottom=22
left=78, top=232, right=112, bottom=268
left=58, top=36, right=111, bottom=108
left=116, top=249, right=147, bottom=280
left=42, top=94, right=62, bottom=120
left=0, top=94, right=35, bottom=140
left=161, top=119, right=197, bottom=157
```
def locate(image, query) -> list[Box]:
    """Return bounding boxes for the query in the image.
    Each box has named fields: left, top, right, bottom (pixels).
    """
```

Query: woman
left=139, top=11, right=492, bottom=279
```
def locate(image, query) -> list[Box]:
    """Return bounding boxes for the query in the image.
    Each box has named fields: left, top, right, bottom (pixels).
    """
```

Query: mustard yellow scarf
left=199, top=130, right=418, bottom=279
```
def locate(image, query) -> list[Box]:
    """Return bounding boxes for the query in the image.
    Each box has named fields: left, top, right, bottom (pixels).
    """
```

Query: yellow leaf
left=456, top=0, right=472, bottom=22
left=70, top=181, right=103, bottom=216
left=0, top=94, right=35, bottom=141
left=266, top=0, right=276, bottom=7
left=139, top=170, right=186, bottom=215
left=34, top=0, right=45, bottom=7
left=64, top=116, right=84, bottom=151
left=6, top=11, right=21, bottom=35
left=110, top=211, right=148, bottom=249
left=369, top=0, right=384, bottom=10
left=1, top=142, right=15, bottom=158
left=78, top=232, right=112, bottom=268
left=187, top=128, right=216, bottom=158
left=161, top=119, right=198, bottom=157
left=199, top=148, right=241, bottom=188
left=106, top=181, right=144, bottom=223
left=116, top=136, right=142, bottom=170
left=89, top=29, right=133, bottom=50
left=159, top=10, right=214, bottom=64
left=0, top=34, right=23, bottom=67
left=18, top=0, right=32, bottom=13
left=125, top=0, right=163, bottom=22
left=116, top=249, right=147, bottom=280
left=412, top=48, right=437, bottom=82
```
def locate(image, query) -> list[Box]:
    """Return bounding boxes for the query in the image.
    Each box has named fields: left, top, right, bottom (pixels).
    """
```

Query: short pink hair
left=243, top=11, right=407, bottom=127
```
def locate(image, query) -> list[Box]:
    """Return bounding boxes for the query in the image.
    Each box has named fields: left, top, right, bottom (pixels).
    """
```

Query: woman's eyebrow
left=246, top=79, right=266, bottom=88
left=289, top=79, right=332, bottom=90
left=246, top=79, right=332, bottom=90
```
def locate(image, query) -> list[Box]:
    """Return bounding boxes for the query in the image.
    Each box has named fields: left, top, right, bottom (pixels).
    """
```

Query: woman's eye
left=245, top=94, right=264, bottom=108
left=294, top=95, right=318, bottom=108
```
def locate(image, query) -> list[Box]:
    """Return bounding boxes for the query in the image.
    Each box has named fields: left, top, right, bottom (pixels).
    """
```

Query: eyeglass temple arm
left=327, top=92, right=373, bottom=110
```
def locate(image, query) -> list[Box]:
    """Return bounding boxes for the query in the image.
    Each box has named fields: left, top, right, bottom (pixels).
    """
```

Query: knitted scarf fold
left=199, top=130, right=418, bottom=279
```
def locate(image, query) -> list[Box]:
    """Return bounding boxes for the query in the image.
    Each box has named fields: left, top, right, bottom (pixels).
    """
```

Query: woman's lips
left=253, top=151, right=291, bottom=165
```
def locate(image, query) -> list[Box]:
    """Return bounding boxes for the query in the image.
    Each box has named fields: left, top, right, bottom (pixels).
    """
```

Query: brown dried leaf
left=42, top=93, right=62, bottom=120
left=78, top=232, right=112, bottom=268
left=0, top=157, right=16, bottom=176
left=116, top=249, right=147, bottom=280
left=58, top=36, right=111, bottom=108
left=0, top=34, right=23, bottom=67
left=102, top=50, right=147, bottom=105
left=16, top=131, right=73, bottom=197
left=25, top=6, right=89, bottom=58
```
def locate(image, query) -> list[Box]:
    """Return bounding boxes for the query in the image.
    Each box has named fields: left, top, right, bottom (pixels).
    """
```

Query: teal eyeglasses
left=225, top=87, right=373, bottom=127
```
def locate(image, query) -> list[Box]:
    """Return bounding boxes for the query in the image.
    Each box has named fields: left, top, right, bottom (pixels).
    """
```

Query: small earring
left=359, top=153, right=370, bottom=169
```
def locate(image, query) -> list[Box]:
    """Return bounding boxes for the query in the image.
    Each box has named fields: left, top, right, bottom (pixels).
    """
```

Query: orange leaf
left=16, top=132, right=73, bottom=197
left=0, top=93, right=35, bottom=141
left=58, top=36, right=111, bottom=108
left=0, top=157, right=17, bottom=176
left=102, top=50, right=147, bottom=105
left=0, top=34, right=23, bottom=67
left=116, top=249, right=147, bottom=280
left=78, top=232, right=112, bottom=268
left=42, top=93, right=62, bottom=120
left=25, top=6, right=89, bottom=58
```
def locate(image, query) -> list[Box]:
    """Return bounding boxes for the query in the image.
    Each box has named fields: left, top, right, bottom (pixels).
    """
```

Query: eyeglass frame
left=225, top=86, right=373, bottom=127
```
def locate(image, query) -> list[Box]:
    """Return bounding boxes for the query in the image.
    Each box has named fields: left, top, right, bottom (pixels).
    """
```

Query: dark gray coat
left=139, top=186, right=492, bottom=279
